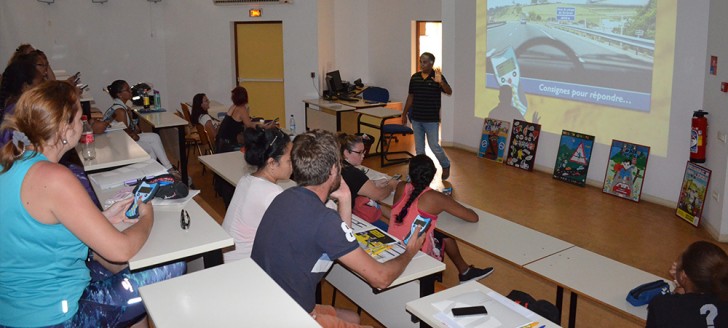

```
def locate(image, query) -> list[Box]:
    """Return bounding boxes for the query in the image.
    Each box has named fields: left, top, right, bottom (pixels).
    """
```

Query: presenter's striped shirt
left=408, top=71, right=448, bottom=122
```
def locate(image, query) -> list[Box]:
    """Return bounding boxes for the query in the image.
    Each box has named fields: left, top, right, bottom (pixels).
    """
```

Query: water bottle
left=289, top=114, right=296, bottom=133
left=154, top=90, right=161, bottom=110
left=142, top=90, right=150, bottom=109
left=80, top=115, right=96, bottom=160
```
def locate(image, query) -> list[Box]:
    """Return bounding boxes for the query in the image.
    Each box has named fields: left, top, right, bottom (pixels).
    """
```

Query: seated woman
left=0, top=52, right=44, bottom=124
left=647, top=241, right=728, bottom=327
left=337, top=133, right=399, bottom=229
left=1, top=53, right=103, bottom=208
left=7, top=45, right=56, bottom=81
left=388, top=154, right=494, bottom=283
left=190, top=93, right=219, bottom=142
left=221, top=127, right=292, bottom=262
left=103, top=80, right=180, bottom=177
left=0, top=81, right=185, bottom=328
left=215, top=86, right=261, bottom=153
left=214, top=86, right=274, bottom=208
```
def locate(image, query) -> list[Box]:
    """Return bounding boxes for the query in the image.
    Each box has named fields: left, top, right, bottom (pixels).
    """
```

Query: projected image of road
left=486, top=0, right=655, bottom=112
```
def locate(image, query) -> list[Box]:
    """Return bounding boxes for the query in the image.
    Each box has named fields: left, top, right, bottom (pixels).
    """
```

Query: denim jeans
left=411, top=120, right=450, bottom=168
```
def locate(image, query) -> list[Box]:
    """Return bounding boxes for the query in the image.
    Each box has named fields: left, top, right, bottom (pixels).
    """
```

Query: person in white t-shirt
left=190, top=93, right=219, bottom=141
left=221, top=126, right=292, bottom=262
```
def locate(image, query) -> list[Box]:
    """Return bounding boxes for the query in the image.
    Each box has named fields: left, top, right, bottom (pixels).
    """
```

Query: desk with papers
left=89, top=169, right=232, bottom=270
left=407, top=281, right=560, bottom=328
left=325, top=216, right=446, bottom=328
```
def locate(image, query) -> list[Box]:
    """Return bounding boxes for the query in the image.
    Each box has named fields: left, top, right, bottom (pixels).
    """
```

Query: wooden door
left=234, top=22, right=285, bottom=125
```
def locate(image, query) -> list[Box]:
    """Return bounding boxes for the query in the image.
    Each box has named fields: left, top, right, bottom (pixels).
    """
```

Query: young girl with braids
left=647, top=241, right=728, bottom=327
left=388, top=154, right=495, bottom=283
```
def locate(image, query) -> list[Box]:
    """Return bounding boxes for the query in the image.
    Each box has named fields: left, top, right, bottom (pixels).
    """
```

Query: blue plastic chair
left=380, top=115, right=414, bottom=167
left=361, top=86, right=390, bottom=103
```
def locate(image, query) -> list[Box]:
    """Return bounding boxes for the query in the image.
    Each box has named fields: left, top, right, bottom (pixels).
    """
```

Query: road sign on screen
left=557, top=7, right=575, bottom=21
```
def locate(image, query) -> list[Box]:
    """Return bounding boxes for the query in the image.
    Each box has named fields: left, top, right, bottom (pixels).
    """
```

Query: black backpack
left=507, top=290, right=561, bottom=325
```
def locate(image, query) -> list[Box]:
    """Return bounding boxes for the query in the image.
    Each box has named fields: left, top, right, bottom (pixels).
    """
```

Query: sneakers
left=459, top=266, right=494, bottom=283
left=442, top=166, right=450, bottom=180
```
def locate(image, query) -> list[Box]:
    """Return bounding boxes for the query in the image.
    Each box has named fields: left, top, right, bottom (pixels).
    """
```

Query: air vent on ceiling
left=213, top=0, right=291, bottom=4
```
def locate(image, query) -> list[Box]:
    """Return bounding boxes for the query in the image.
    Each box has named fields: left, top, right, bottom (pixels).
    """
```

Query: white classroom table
left=523, top=246, right=670, bottom=328
left=436, top=208, right=574, bottom=267
left=406, top=281, right=561, bottom=328
left=347, top=216, right=446, bottom=288
left=325, top=216, right=446, bottom=328
left=363, top=165, right=573, bottom=265
left=91, top=182, right=233, bottom=270
left=118, top=200, right=233, bottom=270
left=197, top=151, right=296, bottom=189
left=135, top=109, right=191, bottom=185
left=303, top=98, right=357, bottom=132
left=76, top=130, right=150, bottom=171
left=138, top=258, right=320, bottom=328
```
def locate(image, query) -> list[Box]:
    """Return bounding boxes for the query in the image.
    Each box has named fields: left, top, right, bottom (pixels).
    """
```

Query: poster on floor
left=676, top=162, right=711, bottom=227
left=602, top=140, right=650, bottom=202
left=478, top=118, right=510, bottom=162
left=505, top=119, right=541, bottom=171
left=553, top=130, right=595, bottom=187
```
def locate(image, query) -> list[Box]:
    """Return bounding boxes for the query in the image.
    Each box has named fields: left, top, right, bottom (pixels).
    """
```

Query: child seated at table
left=388, top=154, right=495, bottom=283
left=646, top=241, right=728, bottom=327
left=104, top=80, right=180, bottom=178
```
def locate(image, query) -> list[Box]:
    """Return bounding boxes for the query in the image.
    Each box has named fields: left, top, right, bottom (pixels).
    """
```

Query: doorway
left=415, top=21, right=442, bottom=72
left=234, top=22, right=286, bottom=126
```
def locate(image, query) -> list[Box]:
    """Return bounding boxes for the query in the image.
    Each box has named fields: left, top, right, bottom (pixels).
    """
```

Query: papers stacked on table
left=432, top=290, right=535, bottom=328
left=89, top=159, right=168, bottom=190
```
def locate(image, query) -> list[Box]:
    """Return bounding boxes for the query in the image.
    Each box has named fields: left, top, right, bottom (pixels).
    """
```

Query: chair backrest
left=195, top=123, right=215, bottom=154
left=174, top=111, right=199, bottom=139
left=180, top=102, right=193, bottom=123
left=362, top=87, right=389, bottom=103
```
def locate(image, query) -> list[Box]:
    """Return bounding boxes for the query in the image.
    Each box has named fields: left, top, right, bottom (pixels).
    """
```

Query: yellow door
left=235, top=22, right=285, bottom=125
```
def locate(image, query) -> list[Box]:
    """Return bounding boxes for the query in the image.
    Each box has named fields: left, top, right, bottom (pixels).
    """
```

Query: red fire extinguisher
left=691, top=109, right=708, bottom=163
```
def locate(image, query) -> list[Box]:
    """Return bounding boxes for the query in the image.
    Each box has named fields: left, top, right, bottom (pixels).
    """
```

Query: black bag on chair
left=507, top=290, right=561, bottom=325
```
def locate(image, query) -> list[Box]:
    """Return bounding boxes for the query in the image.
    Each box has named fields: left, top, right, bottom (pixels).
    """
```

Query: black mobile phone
left=451, top=305, right=488, bottom=316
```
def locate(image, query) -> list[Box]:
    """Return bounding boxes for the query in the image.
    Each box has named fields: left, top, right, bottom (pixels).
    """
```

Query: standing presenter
left=402, top=52, right=453, bottom=180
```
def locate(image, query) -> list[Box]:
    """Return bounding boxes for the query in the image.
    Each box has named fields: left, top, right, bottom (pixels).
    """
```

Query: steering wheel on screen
left=514, top=36, right=585, bottom=73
